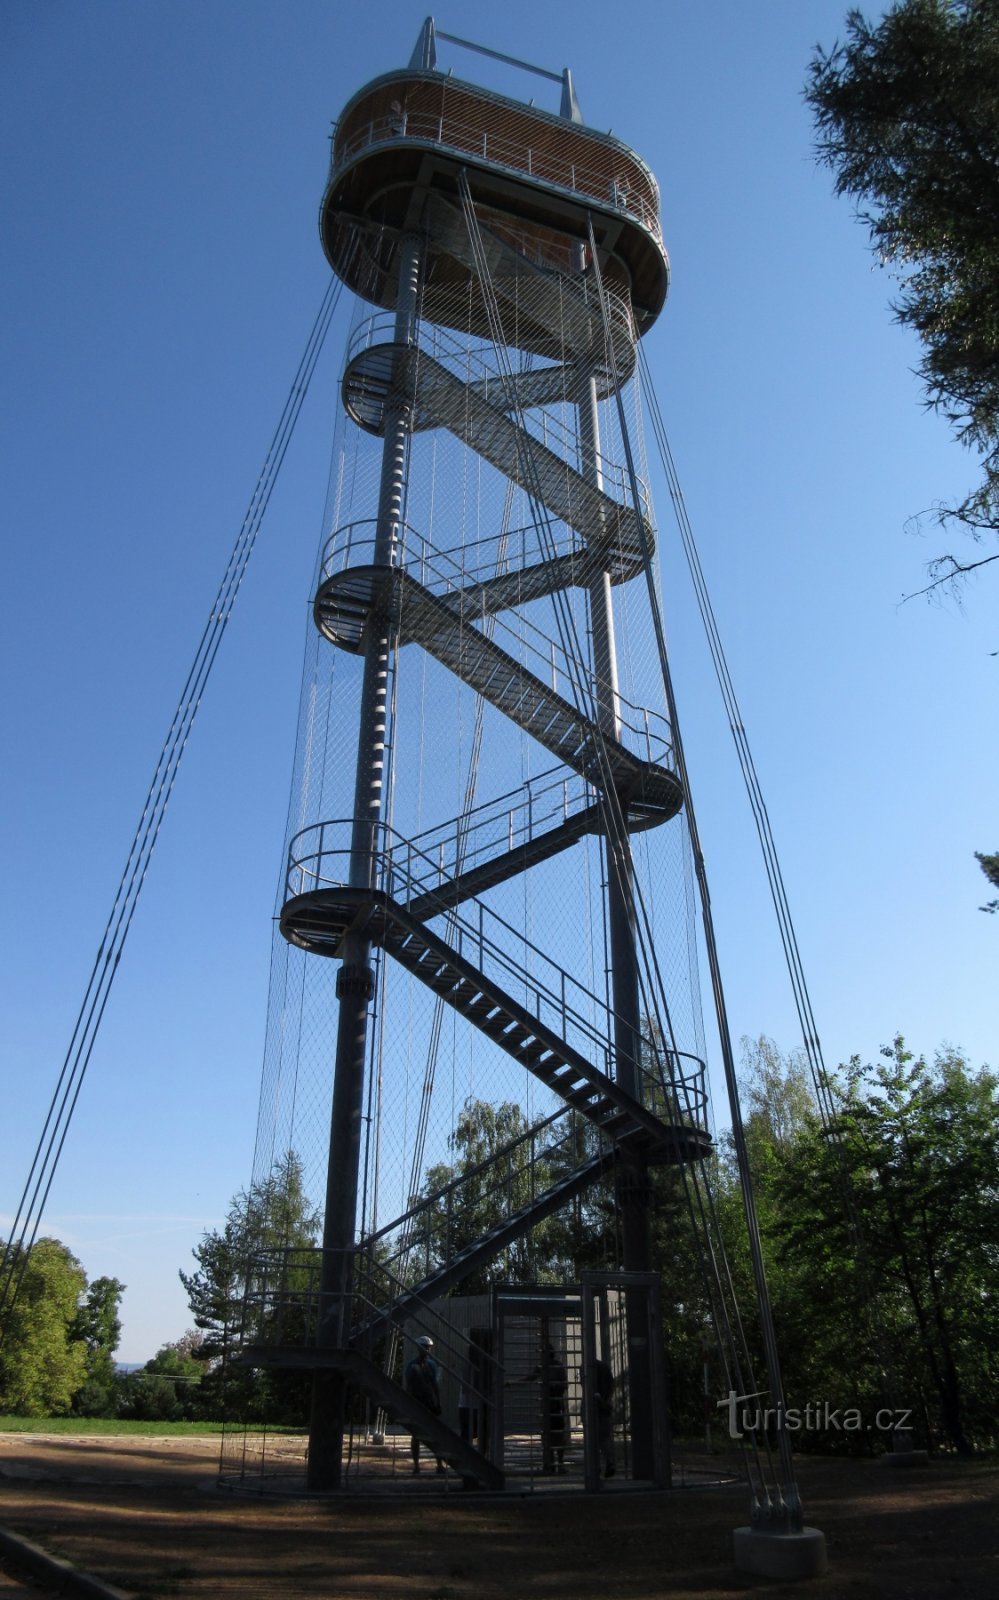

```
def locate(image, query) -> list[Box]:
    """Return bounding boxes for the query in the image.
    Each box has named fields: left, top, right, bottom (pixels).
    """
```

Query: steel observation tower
left=244, top=13, right=710, bottom=1491
left=233, top=26, right=825, bottom=1571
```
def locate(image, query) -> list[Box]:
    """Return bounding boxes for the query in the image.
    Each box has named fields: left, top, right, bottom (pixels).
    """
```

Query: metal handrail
left=283, top=818, right=708, bottom=1126
left=404, top=766, right=596, bottom=882
left=365, top=1104, right=572, bottom=1250
left=331, top=109, right=664, bottom=246
left=317, top=522, right=670, bottom=765
left=372, top=1110, right=597, bottom=1283
left=345, top=291, right=635, bottom=378
left=240, top=1244, right=504, bottom=1423
left=318, top=516, right=584, bottom=594
left=343, top=312, right=644, bottom=494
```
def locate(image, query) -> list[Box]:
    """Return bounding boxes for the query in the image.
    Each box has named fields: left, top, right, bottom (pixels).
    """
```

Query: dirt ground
left=0, top=1432, right=996, bottom=1600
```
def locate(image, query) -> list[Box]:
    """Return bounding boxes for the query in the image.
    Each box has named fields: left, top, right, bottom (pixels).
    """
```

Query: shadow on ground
left=1, top=1433, right=997, bottom=1598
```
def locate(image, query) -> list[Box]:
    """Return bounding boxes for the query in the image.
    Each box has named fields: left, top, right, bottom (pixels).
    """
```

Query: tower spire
left=409, top=16, right=436, bottom=70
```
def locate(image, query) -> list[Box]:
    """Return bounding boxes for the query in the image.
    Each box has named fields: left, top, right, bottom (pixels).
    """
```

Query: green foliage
left=0, top=1416, right=228, bottom=1435
left=659, top=1034, right=997, bottom=1455
left=416, top=1099, right=613, bottom=1292
left=975, top=848, right=999, bottom=911
left=806, top=1, right=999, bottom=573
left=0, top=1239, right=88, bottom=1416
left=118, top=1371, right=185, bottom=1422
left=180, top=1152, right=319, bottom=1422
left=116, top=1337, right=208, bottom=1427
left=70, top=1275, right=124, bottom=1416
left=407, top=1035, right=997, bottom=1456
left=739, top=1035, right=817, bottom=1151
left=767, top=1038, right=999, bottom=1453
left=117, top=1337, right=208, bottom=1422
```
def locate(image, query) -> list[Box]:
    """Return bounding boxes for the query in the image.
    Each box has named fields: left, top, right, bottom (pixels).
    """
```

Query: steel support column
left=575, top=288, right=658, bottom=1482
left=306, top=235, right=421, bottom=1491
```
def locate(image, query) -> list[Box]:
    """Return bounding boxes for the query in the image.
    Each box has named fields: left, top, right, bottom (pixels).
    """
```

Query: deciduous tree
left=0, top=1239, right=88, bottom=1416
left=417, top=1100, right=593, bottom=1291
left=70, top=1274, right=124, bottom=1416
left=118, top=1338, right=207, bottom=1421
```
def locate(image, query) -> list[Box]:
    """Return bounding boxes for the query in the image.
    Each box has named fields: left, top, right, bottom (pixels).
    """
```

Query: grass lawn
left=0, top=1417, right=229, bottom=1436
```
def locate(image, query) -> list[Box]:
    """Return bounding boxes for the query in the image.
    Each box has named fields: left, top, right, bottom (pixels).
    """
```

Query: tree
left=70, top=1275, right=124, bottom=1416
left=119, top=1338, right=207, bottom=1422
left=806, top=1, right=999, bottom=593
left=416, top=1100, right=589, bottom=1292
left=181, top=1152, right=319, bottom=1364
left=739, top=1034, right=817, bottom=1153
left=180, top=1152, right=319, bottom=1420
left=169, top=1327, right=207, bottom=1362
left=0, top=1239, right=88, bottom=1416
left=772, top=1039, right=999, bottom=1453
left=975, top=848, right=999, bottom=911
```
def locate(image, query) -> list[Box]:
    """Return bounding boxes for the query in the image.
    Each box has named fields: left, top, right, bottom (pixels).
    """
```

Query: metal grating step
left=392, top=577, right=682, bottom=816
left=379, top=900, right=678, bottom=1157
left=412, top=353, right=652, bottom=577
left=279, top=884, right=712, bottom=1165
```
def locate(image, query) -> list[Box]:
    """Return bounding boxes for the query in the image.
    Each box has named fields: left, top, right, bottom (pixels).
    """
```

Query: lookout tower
left=238, top=17, right=716, bottom=1498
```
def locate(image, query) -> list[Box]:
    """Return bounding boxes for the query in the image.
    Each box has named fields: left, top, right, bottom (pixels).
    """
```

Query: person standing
left=594, top=1357, right=616, bottom=1478
left=404, top=1334, right=445, bottom=1475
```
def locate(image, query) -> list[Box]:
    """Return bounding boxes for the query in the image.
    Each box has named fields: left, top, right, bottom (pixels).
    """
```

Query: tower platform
left=321, top=68, right=670, bottom=335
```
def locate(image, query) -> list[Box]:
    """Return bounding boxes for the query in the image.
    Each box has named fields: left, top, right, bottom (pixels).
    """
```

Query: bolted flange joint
left=336, top=964, right=375, bottom=1000
left=617, top=1174, right=653, bottom=1208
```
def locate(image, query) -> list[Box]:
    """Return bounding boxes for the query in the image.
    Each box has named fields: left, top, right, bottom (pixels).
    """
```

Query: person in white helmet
left=404, top=1335, right=445, bottom=1475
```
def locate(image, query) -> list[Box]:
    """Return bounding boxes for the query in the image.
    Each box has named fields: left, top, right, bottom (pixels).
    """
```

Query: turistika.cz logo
left=717, top=1390, right=913, bottom=1439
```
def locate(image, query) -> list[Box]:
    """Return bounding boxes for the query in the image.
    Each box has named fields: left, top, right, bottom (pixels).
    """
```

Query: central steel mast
left=307, top=234, right=423, bottom=1489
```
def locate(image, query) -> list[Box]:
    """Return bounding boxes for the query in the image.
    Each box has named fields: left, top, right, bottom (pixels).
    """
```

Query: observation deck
left=320, top=68, right=670, bottom=337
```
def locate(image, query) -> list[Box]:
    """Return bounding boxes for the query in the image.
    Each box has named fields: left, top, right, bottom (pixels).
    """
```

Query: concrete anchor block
left=733, top=1524, right=828, bottom=1580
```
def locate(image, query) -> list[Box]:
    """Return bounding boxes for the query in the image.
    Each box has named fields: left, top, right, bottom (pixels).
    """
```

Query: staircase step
left=295, top=882, right=693, bottom=1162
left=428, top=971, right=463, bottom=996
left=465, top=998, right=501, bottom=1022
left=414, top=357, right=652, bottom=574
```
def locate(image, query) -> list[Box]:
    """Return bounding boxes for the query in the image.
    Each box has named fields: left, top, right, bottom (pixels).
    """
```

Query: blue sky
left=2, top=0, right=995, bottom=1364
